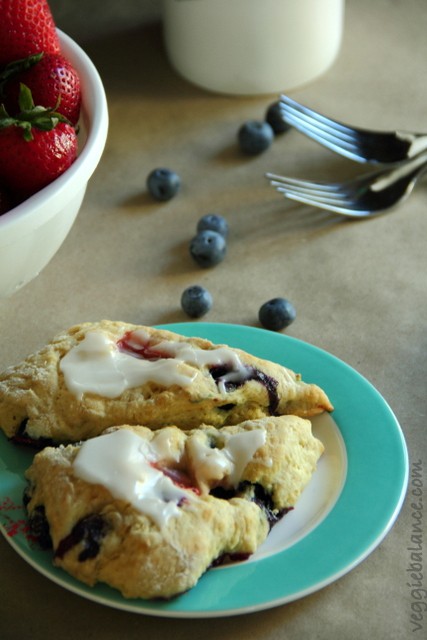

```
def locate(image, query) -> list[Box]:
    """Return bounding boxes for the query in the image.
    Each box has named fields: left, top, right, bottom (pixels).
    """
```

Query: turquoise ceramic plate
left=0, top=323, right=408, bottom=618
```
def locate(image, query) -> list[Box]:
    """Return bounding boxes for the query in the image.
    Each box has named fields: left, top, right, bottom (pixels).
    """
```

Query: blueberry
left=28, top=505, right=52, bottom=550
left=55, top=514, right=108, bottom=562
left=189, top=230, right=227, bottom=268
left=238, top=120, right=274, bottom=155
left=181, top=285, right=213, bottom=318
left=196, top=213, right=229, bottom=238
left=146, top=168, right=181, bottom=201
left=259, top=298, right=296, bottom=331
left=265, top=101, right=291, bottom=135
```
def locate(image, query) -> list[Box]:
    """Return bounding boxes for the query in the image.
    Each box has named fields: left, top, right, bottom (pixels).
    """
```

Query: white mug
left=163, top=0, right=345, bottom=95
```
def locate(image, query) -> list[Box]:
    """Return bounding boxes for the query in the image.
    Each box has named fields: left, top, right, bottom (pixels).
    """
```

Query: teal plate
left=0, top=323, right=408, bottom=617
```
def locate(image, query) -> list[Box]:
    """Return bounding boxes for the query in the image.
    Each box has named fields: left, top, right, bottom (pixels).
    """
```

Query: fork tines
left=278, top=95, right=412, bottom=164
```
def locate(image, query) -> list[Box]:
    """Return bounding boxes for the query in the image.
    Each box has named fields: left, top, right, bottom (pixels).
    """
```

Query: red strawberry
left=0, top=123, right=77, bottom=199
left=0, top=85, right=78, bottom=200
left=0, top=0, right=60, bottom=67
left=1, top=53, right=82, bottom=125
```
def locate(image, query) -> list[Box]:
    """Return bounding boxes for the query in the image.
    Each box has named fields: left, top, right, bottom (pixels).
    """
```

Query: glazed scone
left=24, top=416, right=324, bottom=599
left=0, top=320, right=333, bottom=444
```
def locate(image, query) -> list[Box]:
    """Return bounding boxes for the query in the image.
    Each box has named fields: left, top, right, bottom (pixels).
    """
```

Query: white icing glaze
left=72, top=427, right=266, bottom=526
left=132, top=329, right=249, bottom=393
left=60, top=331, right=196, bottom=400
left=189, top=429, right=266, bottom=488
left=73, top=429, right=192, bottom=528
left=60, top=329, right=248, bottom=400
left=149, top=427, right=183, bottom=464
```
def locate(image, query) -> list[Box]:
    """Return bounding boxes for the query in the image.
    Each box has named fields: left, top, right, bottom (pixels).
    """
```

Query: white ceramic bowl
left=0, top=30, right=109, bottom=298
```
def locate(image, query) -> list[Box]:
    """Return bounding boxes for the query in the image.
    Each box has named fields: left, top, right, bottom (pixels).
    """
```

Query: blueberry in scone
left=24, top=416, right=324, bottom=600
left=0, top=321, right=333, bottom=445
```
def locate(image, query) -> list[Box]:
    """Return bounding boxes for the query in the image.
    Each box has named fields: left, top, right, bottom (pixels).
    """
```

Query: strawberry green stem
left=0, top=84, right=70, bottom=142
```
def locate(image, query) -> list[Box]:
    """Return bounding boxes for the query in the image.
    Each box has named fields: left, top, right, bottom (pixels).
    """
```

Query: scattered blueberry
left=181, top=285, right=213, bottom=318
left=265, top=101, right=291, bottom=135
left=189, top=229, right=227, bottom=268
left=196, top=213, right=229, bottom=238
left=258, top=297, right=296, bottom=331
left=238, top=120, right=274, bottom=155
left=146, top=168, right=181, bottom=201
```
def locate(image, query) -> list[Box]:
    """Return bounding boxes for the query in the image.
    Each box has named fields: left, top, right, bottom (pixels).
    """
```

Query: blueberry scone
left=24, top=416, right=324, bottom=599
left=0, top=320, right=333, bottom=445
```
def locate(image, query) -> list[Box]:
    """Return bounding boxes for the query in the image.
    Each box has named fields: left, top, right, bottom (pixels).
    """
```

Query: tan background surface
left=1, top=1, right=426, bottom=638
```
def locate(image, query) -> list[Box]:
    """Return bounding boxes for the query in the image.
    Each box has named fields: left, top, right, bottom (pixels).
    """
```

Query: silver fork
left=279, top=95, right=427, bottom=164
left=266, top=152, right=427, bottom=217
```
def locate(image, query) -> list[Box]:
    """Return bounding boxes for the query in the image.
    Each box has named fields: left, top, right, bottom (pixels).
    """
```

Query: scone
left=0, top=320, right=333, bottom=445
left=24, top=416, right=324, bottom=599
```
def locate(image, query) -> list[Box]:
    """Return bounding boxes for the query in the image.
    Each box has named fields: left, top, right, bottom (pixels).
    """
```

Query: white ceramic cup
left=163, top=0, right=345, bottom=95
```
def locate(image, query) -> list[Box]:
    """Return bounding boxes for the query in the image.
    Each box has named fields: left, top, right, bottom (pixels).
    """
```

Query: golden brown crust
left=24, top=417, right=323, bottom=599
left=0, top=320, right=333, bottom=443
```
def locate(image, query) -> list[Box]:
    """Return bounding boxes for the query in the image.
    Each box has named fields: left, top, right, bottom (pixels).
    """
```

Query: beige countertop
left=1, top=1, right=426, bottom=638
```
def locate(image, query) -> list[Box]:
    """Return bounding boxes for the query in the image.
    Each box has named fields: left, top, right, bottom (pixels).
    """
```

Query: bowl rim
left=0, top=29, right=109, bottom=238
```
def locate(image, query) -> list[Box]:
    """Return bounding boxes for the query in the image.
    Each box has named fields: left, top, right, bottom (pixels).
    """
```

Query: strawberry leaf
left=0, top=53, right=43, bottom=99
left=0, top=85, right=73, bottom=141
left=0, top=116, right=17, bottom=129
left=32, top=116, right=59, bottom=131
left=17, top=83, right=35, bottom=112
left=0, top=104, right=11, bottom=120
left=16, top=122, right=34, bottom=142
